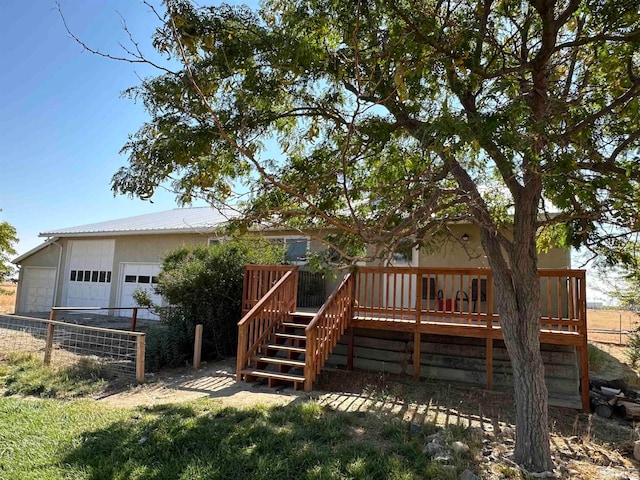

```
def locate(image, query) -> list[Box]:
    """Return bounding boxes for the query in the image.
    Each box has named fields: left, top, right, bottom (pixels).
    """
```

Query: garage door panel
left=119, top=264, right=162, bottom=320
left=22, top=267, right=56, bottom=313
left=64, top=240, right=115, bottom=312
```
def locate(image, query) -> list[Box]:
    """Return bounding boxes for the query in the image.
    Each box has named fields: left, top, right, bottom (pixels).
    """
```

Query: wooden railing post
left=304, top=328, right=317, bottom=392
left=136, top=335, right=145, bottom=383
left=43, top=322, right=55, bottom=366
left=578, top=272, right=590, bottom=412
left=193, top=324, right=203, bottom=369
left=236, top=324, right=248, bottom=380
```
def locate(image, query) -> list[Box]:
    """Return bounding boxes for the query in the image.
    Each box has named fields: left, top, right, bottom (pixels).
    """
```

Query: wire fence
left=587, top=310, right=640, bottom=346
left=0, top=314, right=145, bottom=381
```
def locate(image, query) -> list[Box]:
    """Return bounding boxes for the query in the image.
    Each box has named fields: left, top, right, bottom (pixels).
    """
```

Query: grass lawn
left=0, top=396, right=478, bottom=480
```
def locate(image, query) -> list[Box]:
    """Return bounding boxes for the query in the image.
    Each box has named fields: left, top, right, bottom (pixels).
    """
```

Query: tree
left=0, top=211, right=18, bottom=282
left=77, top=0, right=640, bottom=473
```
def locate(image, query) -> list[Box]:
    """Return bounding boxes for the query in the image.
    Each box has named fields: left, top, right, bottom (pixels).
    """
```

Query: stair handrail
left=304, top=272, right=355, bottom=390
left=236, top=268, right=298, bottom=380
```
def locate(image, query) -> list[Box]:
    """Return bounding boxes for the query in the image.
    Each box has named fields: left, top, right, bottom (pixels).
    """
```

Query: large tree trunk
left=479, top=200, right=554, bottom=472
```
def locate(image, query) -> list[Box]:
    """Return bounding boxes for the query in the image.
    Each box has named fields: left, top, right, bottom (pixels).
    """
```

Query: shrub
left=144, top=238, right=283, bottom=369
left=627, top=328, right=640, bottom=369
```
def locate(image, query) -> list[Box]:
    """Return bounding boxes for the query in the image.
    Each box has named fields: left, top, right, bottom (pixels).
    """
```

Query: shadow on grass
left=315, top=368, right=637, bottom=446
left=589, top=343, right=640, bottom=388
left=62, top=401, right=474, bottom=480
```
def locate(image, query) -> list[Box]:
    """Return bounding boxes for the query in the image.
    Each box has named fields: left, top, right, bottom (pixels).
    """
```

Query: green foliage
left=0, top=397, right=480, bottom=479
left=0, top=211, right=18, bottom=281
left=0, top=353, right=110, bottom=398
left=627, top=329, right=640, bottom=369
left=588, top=344, right=608, bottom=373
left=148, top=237, right=282, bottom=367
left=143, top=320, right=193, bottom=371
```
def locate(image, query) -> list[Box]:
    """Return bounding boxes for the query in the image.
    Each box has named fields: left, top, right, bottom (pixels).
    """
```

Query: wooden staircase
left=239, top=312, right=313, bottom=390
left=237, top=267, right=355, bottom=392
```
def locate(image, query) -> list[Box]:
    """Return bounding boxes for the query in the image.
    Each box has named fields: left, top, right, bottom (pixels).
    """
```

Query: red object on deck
left=438, top=299, right=454, bottom=311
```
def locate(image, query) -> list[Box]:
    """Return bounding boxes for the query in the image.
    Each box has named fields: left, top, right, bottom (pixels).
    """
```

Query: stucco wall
left=418, top=224, right=570, bottom=269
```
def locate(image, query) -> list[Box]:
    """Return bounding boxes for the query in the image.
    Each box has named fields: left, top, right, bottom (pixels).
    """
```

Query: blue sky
left=1, top=0, right=254, bottom=257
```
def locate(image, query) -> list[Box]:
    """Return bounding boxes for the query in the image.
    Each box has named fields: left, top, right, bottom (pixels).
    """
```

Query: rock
left=423, top=442, right=446, bottom=457
left=433, top=452, right=453, bottom=463
left=450, top=441, right=471, bottom=455
left=425, top=432, right=443, bottom=443
left=634, top=440, right=640, bottom=462
left=459, top=469, right=481, bottom=480
left=408, top=422, right=422, bottom=434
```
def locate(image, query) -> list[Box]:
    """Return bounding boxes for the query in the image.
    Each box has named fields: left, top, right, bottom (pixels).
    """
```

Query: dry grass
left=587, top=309, right=640, bottom=345
left=0, top=282, right=16, bottom=314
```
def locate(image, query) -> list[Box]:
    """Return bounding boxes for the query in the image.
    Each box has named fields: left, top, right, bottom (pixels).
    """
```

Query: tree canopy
left=100, top=0, right=640, bottom=473
left=0, top=212, right=18, bottom=282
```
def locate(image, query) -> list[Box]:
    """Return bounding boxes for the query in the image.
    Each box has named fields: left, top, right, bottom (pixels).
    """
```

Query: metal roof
left=39, top=207, right=235, bottom=238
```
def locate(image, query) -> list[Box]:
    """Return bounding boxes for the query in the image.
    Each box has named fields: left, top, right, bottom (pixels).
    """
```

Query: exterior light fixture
left=461, top=233, right=470, bottom=242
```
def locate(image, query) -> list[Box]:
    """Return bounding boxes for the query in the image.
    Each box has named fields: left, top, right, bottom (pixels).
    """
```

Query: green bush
left=144, top=238, right=283, bottom=370
left=627, top=328, right=640, bottom=369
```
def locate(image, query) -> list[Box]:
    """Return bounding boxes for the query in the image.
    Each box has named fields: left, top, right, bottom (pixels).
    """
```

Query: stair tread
left=265, top=344, right=306, bottom=352
left=290, top=311, right=316, bottom=318
left=253, top=356, right=306, bottom=367
left=275, top=332, right=306, bottom=339
left=240, top=369, right=305, bottom=382
left=281, top=322, right=308, bottom=328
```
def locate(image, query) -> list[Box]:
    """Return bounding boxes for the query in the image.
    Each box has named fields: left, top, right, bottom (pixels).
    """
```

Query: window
left=138, top=276, right=151, bottom=284
left=208, top=237, right=223, bottom=246
left=124, top=275, right=136, bottom=283
left=391, top=240, right=414, bottom=265
left=151, top=276, right=159, bottom=284
left=268, top=237, right=309, bottom=264
left=69, top=269, right=112, bottom=283
left=285, top=238, right=307, bottom=263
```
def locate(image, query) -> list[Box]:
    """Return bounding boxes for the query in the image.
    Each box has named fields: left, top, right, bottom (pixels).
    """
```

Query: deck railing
left=236, top=268, right=298, bottom=379
left=353, top=266, right=586, bottom=334
left=304, top=273, right=355, bottom=391
left=242, top=265, right=298, bottom=315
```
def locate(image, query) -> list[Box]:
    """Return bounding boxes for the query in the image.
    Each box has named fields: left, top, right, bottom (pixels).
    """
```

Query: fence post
left=136, top=335, right=145, bottom=383
left=193, top=324, right=203, bottom=369
left=130, top=308, right=138, bottom=332
left=43, top=323, right=55, bottom=366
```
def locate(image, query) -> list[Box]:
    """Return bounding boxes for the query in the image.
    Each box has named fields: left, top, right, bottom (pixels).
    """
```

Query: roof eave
left=38, top=227, right=220, bottom=238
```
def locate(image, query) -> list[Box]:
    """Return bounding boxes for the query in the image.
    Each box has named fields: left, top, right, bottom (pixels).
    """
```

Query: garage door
left=64, top=240, right=115, bottom=312
left=21, top=267, right=57, bottom=313
left=119, top=264, right=163, bottom=320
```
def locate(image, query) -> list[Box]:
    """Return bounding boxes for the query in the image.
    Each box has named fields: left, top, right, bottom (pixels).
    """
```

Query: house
left=14, top=207, right=587, bottom=409
left=12, top=206, right=571, bottom=318
left=11, top=207, right=318, bottom=319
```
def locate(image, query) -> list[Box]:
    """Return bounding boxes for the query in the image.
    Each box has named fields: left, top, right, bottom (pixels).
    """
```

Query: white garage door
left=21, top=267, right=57, bottom=313
left=64, top=240, right=115, bottom=312
left=119, top=264, right=163, bottom=320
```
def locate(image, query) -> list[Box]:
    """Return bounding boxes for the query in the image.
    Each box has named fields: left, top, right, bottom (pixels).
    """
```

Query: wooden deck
left=237, top=265, right=589, bottom=411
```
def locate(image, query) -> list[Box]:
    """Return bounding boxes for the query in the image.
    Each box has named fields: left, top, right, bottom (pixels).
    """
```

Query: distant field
left=587, top=309, right=639, bottom=345
left=0, top=282, right=16, bottom=314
